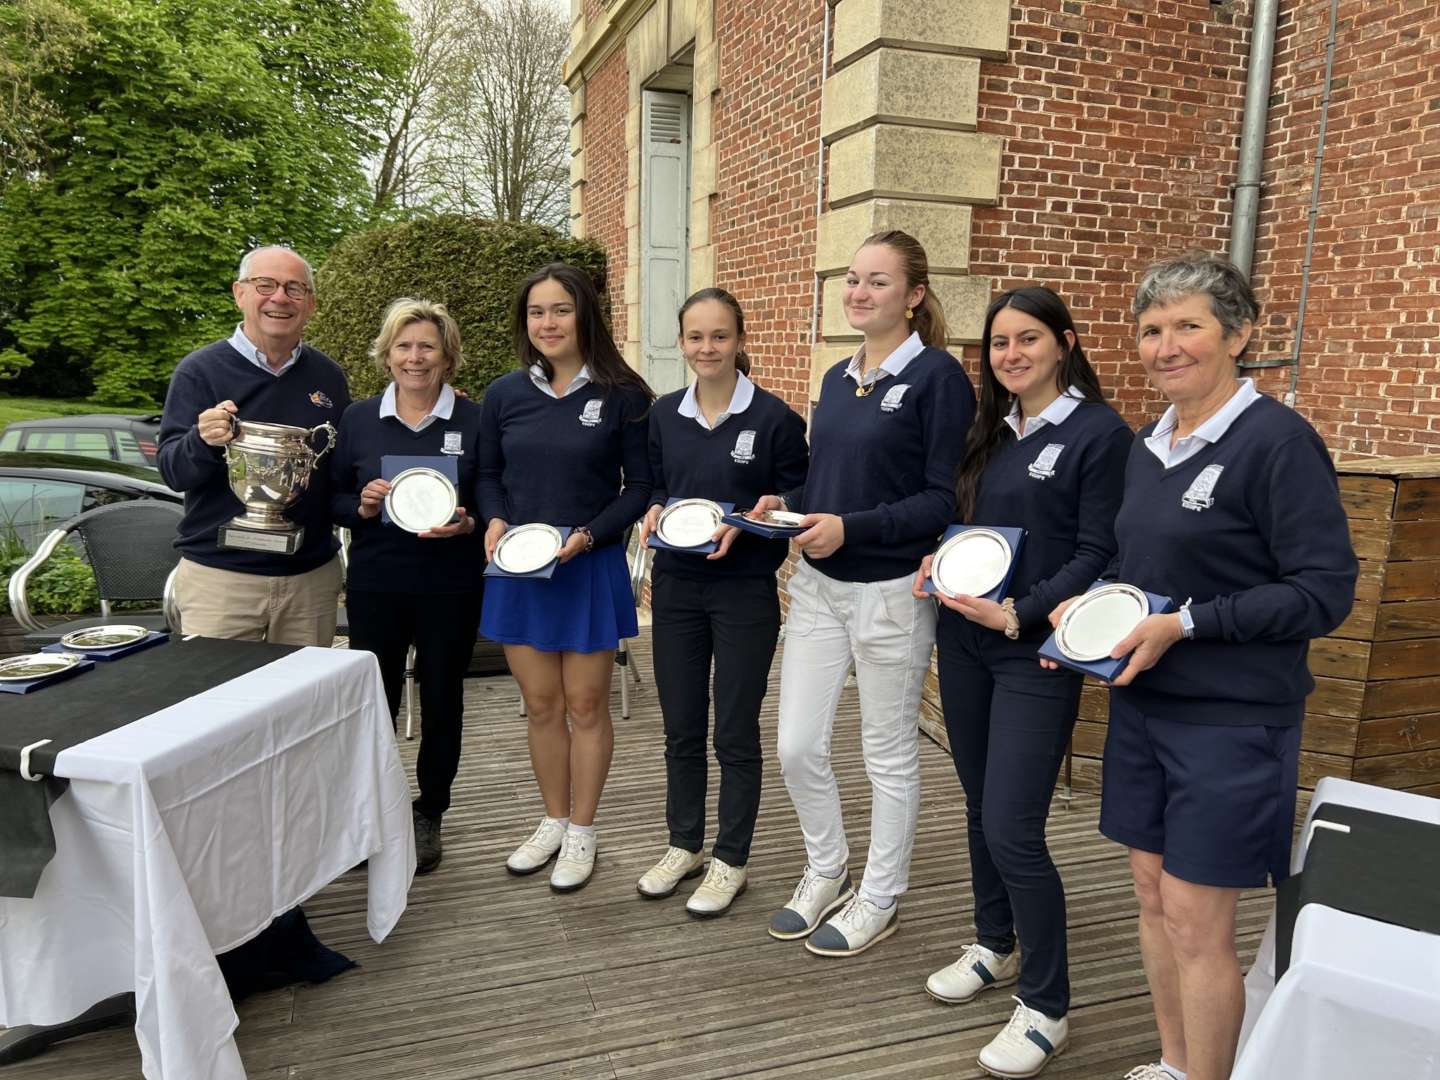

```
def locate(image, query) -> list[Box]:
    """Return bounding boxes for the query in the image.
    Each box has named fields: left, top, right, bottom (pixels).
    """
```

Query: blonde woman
left=331, top=298, right=482, bottom=874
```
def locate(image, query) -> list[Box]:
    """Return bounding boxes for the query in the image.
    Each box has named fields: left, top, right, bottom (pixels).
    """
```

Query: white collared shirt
left=844, top=331, right=925, bottom=391
left=380, top=381, right=456, bottom=433
left=1145, top=378, right=1262, bottom=468
left=529, top=363, right=592, bottom=399
left=678, top=371, right=755, bottom=431
left=229, top=324, right=302, bottom=377
left=1005, top=385, right=1086, bottom=438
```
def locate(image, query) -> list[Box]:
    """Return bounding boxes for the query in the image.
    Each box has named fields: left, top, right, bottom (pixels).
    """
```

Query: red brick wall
left=969, top=0, right=1440, bottom=457
left=709, top=0, right=826, bottom=414
left=967, top=0, right=1251, bottom=427
left=1248, top=0, right=1440, bottom=456
left=581, top=48, right=629, bottom=346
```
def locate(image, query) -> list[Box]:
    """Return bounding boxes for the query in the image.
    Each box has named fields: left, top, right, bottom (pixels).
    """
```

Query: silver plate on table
left=1055, top=583, right=1151, bottom=662
left=0, top=652, right=82, bottom=681
left=59, top=624, right=149, bottom=650
left=931, top=528, right=1012, bottom=600
left=385, top=467, right=459, bottom=534
left=657, top=499, right=724, bottom=548
left=493, top=523, right=564, bottom=574
left=749, top=508, right=806, bottom=529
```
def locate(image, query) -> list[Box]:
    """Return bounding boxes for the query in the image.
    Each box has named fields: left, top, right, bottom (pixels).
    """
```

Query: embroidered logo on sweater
left=309, top=390, right=333, bottom=409
left=1028, top=443, right=1065, bottom=480
left=731, top=429, right=757, bottom=464
left=1181, top=464, right=1224, bottom=511
left=879, top=383, right=911, bottom=412
left=441, top=431, right=463, bottom=455
left=579, top=399, right=603, bottom=427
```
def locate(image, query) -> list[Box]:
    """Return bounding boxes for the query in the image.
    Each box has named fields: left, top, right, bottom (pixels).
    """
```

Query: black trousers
left=651, top=572, right=780, bottom=867
left=346, top=589, right=483, bottom=820
left=936, top=609, right=1081, bottom=1019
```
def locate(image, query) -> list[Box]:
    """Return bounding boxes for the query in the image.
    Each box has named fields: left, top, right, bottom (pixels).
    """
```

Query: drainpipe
left=1228, top=0, right=1280, bottom=281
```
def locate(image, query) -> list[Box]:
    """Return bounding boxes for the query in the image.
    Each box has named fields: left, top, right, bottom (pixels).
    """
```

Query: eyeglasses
left=238, top=277, right=314, bottom=300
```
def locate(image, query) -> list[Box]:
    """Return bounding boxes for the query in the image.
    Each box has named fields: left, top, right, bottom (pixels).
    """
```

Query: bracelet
left=575, top=526, right=595, bottom=553
left=1001, top=597, right=1021, bottom=640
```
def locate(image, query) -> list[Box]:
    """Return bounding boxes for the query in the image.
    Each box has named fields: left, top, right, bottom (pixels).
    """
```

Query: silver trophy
left=217, top=417, right=337, bottom=554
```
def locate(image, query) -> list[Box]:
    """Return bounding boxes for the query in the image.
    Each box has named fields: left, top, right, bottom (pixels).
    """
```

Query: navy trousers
left=651, top=572, right=779, bottom=867
left=346, top=588, right=483, bottom=820
left=936, top=609, right=1081, bottom=1019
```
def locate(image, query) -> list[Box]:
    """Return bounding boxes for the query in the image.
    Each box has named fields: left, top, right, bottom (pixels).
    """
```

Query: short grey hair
left=1131, top=250, right=1260, bottom=341
left=236, top=246, right=315, bottom=290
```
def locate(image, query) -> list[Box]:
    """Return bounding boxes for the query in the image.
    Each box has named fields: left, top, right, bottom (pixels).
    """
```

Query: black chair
left=8, top=500, right=183, bottom=646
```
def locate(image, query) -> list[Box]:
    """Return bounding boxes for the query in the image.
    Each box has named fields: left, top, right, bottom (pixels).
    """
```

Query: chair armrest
left=162, top=564, right=182, bottom=634
left=7, top=527, right=71, bottom=633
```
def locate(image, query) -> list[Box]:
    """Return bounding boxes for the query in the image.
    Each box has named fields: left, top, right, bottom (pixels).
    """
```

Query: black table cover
left=1274, top=801, right=1440, bottom=977
left=0, top=638, right=299, bottom=898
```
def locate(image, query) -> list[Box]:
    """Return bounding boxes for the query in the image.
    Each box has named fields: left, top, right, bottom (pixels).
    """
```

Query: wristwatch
left=1177, top=599, right=1195, bottom=640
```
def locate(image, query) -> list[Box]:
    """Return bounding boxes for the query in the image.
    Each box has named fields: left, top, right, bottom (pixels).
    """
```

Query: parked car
left=0, top=451, right=180, bottom=551
left=0, top=413, right=163, bottom=467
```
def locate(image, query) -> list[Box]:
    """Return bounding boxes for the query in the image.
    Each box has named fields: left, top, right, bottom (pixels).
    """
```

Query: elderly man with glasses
left=158, top=244, right=351, bottom=644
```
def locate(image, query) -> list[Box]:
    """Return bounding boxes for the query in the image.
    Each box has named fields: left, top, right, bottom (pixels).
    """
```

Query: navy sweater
left=788, top=346, right=974, bottom=582
left=477, top=371, right=652, bottom=549
left=968, top=401, right=1133, bottom=641
left=648, top=384, right=810, bottom=579
left=1110, top=395, right=1358, bottom=725
left=329, top=392, right=485, bottom=594
left=158, top=340, right=350, bottom=575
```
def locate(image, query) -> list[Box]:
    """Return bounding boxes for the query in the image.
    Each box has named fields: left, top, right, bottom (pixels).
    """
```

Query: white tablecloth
left=0, top=646, right=415, bottom=1080
left=1232, top=777, right=1440, bottom=1077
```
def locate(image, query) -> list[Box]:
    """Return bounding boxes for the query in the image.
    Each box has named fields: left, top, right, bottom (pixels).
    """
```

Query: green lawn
left=0, top=396, right=158, bottom=429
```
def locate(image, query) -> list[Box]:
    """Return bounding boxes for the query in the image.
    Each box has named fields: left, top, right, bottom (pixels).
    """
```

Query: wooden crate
left=918, top=457, right=1440, bottom=810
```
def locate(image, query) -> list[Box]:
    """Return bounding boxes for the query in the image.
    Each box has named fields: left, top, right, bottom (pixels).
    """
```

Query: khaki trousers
left=174, top=556, right=343, bottom=647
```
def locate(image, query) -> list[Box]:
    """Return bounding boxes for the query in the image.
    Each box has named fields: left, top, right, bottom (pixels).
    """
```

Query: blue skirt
left=481, top=543, right=637, bottom=654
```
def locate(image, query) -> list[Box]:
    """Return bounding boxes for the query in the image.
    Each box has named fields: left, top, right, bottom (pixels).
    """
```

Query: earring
left=905, top=307, right=914, bottom=320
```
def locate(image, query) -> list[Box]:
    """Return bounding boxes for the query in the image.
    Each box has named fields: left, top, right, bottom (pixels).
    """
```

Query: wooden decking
left=9, top=631, right=1267, bottom=1079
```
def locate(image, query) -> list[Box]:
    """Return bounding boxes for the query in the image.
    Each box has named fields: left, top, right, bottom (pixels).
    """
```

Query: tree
left=371, top=0, right=466, bottom=216
left=423, top=0, right=570, bottom=227
left=0, top=0, right=409, bottom=403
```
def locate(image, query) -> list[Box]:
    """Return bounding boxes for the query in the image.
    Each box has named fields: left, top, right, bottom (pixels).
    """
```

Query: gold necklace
left=855, top=369, right=878, bottom=397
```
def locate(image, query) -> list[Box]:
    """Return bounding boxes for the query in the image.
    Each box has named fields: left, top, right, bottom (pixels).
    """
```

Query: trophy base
left=218, top=524, right=306, bottom=554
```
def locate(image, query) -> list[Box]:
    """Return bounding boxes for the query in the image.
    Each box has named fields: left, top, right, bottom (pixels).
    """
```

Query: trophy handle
left=307, top=422, right=338, bottom=466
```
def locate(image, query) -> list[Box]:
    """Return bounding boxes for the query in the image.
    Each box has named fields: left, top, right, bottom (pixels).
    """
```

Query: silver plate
left=1055, top=583, right=1151, bottom=662
left=493, top=523, right=564, bottom=574
left=657, top=499, right=724, bottom=548
left=750, top=508, right=806, bottom=529
left=0, top=652, right=81, bottom=681
left=385, top=467, right=459, bottom=533
left=931, top=528, right=1012, bottom=600
left=60, top=624, right=149, bottom=650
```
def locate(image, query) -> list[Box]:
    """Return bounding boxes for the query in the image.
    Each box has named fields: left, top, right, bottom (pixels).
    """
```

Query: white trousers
left=776, top=559, right=936, bottom=901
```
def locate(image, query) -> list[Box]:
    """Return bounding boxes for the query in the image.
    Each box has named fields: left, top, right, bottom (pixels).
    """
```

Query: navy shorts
left=1099, top=692, right=1301, bottom=888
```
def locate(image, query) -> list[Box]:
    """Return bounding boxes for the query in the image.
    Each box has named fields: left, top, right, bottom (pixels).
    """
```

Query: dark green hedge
left=306, top=216, right=610, bottom=401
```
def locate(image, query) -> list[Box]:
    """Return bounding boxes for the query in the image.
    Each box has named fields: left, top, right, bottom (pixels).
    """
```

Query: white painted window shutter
left=640, top=90, right=690, bottom=395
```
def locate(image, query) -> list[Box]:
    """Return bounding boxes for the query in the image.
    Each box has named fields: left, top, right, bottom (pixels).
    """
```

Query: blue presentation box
left=380, top=454, right=460, bottom=527
left=43, top=631, right=169, bottom=662
left=483, top=526, right=573, bottom=581
left=922, top=524, right=1027, bottom=604
left=1037, top=582, right=1175, bottom=683
left=646, top=499, right=736, bottom=555
left=720, top=510, right=807, bottom=541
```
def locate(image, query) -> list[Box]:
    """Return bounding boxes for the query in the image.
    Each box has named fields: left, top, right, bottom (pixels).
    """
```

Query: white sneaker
left=506, top=818, right=566, bottom=875
left=686, top=858, right=747, bottom=917
left=767, top=866, right=854, bottom=940
left=804, top=894, right=899, bottom=957
left=636, top=846, right=704, bottom=899
left=926, top=942, right=1021, bottom=1004
left=978, top=997, right=1068, bottom=1079
left=549, top=829, right=597, bottom=892
left=1122, top=1067, right=1172, bottom=1080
